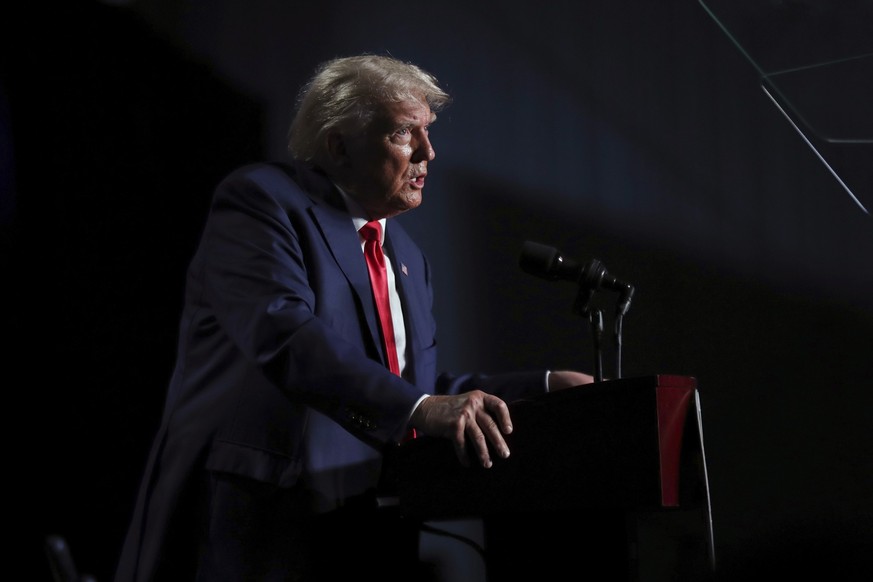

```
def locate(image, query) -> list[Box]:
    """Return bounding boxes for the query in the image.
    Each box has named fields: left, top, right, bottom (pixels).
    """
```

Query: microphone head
left=519, top=241, right=562, bottom=280
left=519, top=240, right=636, bottom=316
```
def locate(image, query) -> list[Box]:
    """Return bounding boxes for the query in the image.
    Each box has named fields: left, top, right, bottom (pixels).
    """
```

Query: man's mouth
left=410, top=172, right=426, bottom=188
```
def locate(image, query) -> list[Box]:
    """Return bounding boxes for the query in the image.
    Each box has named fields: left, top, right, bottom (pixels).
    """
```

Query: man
left=114, top=54, right=592, bottom=581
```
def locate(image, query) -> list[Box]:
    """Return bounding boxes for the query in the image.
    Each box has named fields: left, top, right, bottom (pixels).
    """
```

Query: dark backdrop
left=4, top=1, right=871, bottom=580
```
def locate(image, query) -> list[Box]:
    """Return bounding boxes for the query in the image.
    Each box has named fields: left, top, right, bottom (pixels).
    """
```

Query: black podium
left=381, top=374, right=715, bottom=581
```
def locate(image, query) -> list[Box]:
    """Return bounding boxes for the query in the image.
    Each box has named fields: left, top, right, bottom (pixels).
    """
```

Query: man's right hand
left=409, top=391, right=512, bottom=469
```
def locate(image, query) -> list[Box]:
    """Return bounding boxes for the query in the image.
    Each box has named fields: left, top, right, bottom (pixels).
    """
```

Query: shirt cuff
left=399, top=394, right=430, bottom=442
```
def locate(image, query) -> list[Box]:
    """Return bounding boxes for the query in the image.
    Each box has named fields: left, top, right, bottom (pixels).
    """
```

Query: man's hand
left=548, top=370, right=595, bottom=391
left=409, top=391, right=512, bottom=469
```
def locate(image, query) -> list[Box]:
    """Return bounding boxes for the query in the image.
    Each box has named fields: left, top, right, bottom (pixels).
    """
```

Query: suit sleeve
left=434, top=370, right=548, bottom=402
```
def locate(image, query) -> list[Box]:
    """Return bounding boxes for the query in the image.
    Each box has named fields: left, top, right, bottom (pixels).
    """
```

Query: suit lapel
left=295, top=163, right=426, bottom=372
left=384, top=227, right=429, bottom=368
left=308, top=193, right=384, bottom=365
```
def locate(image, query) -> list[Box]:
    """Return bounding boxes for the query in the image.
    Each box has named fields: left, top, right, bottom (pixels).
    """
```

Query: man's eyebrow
left=390, top=115, right=436, bottom=130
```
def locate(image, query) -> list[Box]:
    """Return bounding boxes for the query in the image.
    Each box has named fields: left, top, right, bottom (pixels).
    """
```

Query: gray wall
left=6, top=1, right=871, bottom=580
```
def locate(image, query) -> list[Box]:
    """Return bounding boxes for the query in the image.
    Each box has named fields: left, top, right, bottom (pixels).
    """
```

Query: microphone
left=519, top=241, right=635, bottom=315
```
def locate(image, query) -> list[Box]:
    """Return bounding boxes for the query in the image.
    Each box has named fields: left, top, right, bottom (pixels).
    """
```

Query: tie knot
left=360, top=221, right=382, bottom=243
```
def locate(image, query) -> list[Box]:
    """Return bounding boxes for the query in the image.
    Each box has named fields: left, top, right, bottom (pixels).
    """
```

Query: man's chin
left=394, top=192, right=423, bottom=214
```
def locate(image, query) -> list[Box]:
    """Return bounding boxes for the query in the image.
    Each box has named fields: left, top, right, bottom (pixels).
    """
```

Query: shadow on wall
left=6, top=2, right=871, bottom=580
left=6, top=3, right=264, bottom=581
left=425, top=168, right=873, bottom=578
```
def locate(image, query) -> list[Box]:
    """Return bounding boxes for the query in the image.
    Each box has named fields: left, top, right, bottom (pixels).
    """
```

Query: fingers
left=451, top=415, right=471, bottom=468
left=467, top=395, right=512, bottom=469
left=485, top=395, right=513, bottom=434
left=417, top=392, right=514, bottom=470
left=450, top=403, right=496, bottom=469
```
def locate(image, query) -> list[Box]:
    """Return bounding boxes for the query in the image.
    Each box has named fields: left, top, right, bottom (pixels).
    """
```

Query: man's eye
left=391, top=128, right=412, bottom=143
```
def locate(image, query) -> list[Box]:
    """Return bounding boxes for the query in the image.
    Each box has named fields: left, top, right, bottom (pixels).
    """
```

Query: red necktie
left=360, top=221, right=417, bottom=441
left=359, top=220, right=418, bottom=440
left=360, top=221, right=401, bottom=376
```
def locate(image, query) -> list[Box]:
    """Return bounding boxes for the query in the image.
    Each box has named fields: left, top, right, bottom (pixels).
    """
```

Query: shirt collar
left=334, top=184, right=387, bottom=245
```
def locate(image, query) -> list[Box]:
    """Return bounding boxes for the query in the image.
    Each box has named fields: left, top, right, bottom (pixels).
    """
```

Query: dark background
left=4, top=1, right=871, bottom=580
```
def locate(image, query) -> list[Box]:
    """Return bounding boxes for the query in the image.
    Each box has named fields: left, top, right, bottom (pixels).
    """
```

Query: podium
left=381, top=374, right=715, bottom=581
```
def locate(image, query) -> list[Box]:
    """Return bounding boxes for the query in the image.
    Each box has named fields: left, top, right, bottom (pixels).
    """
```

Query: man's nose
left=413, top=134, right=435, bottom=162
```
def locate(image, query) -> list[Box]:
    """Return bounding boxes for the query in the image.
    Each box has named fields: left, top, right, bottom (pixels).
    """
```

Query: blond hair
left=288, top=54, right=451, bottom=163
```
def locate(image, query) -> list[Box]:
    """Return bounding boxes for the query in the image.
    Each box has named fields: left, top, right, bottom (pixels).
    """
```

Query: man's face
left=338, top=98, right=436, bottom=219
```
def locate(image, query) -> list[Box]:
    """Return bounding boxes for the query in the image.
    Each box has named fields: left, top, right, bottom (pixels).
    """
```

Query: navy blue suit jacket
left=115, top=161, right=547, bottom=580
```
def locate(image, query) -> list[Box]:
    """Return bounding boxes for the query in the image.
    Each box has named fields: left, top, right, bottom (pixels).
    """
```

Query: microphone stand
left=613, top=284, right=633, bottom=380
left=565, top=255, right=633, bottom=383
left=614, top=312, right=624, bottom=380
left=589, top=309, right=604, bottom=382
left=577, top=284, right=633, bottom=382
